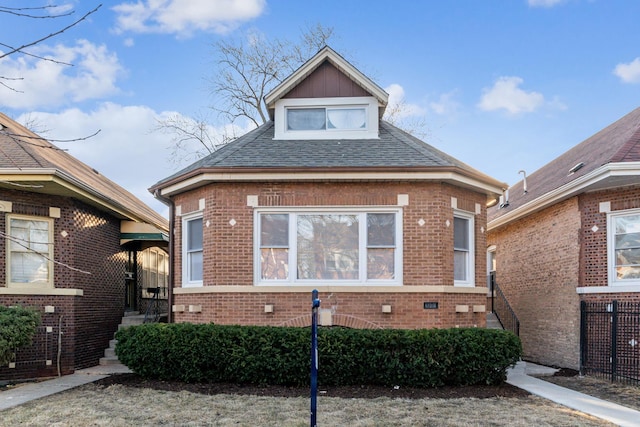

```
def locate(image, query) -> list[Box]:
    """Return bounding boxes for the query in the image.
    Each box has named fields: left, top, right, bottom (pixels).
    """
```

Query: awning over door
left=120, top=220, right=169, bottom=250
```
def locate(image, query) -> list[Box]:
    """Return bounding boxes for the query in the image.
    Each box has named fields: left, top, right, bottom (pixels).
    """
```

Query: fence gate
left=580, top=300, right=640, bottom=385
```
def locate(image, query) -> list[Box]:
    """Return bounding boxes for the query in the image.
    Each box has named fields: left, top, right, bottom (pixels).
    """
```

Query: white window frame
left=607, top=209, right=640, bottom=287
left=273, top=96, right=379, bottom=140
left=182, top=212, right=203, bottom=288
left=453, top=210, right=475, bottom=287
left=254, top=207, right=403, bottom=286
left=6, top=214, right=54, bottom=288
left=141, top=247, right=169, bottom=298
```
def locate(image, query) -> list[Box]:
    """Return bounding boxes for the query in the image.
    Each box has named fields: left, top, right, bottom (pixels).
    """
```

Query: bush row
left=115, top=323, right=521, bottom=387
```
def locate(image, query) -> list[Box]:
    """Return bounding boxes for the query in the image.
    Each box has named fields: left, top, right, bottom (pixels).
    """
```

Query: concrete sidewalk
left=508, top=361, right=640, bottom=427
left=2, top=361, right=640, bottom=426
left=0, top=363, right=131, bottom=412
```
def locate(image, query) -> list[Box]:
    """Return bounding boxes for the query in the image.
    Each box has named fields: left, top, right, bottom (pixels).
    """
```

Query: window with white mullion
left=453, top=211, right=474, bottom=286
left=256, top=209, right=401, bottom=285
left=609, top=211, right=640, bottom=285
left=182, top=213, right=203, bottom=287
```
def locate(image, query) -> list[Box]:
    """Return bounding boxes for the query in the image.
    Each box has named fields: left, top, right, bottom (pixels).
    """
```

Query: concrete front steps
left=99, top=312, right=146, bottom=366
left=486, top=312, right=503, bottom=330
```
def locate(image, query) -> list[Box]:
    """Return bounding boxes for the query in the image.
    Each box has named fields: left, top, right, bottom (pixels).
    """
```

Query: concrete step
left=120, top=314, right=146, bottom=326
left=486, top=312, right=503, bottom=330
left=104, top=347, right=116, bottom=358
left=99, top=356, right=122, bottom=366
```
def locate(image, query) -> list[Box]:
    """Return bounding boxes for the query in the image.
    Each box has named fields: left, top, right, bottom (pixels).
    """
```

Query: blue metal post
left=310, top=289, right=320, bottom=427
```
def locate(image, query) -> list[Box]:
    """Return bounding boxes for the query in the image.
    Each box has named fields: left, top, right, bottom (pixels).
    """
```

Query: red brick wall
left=488, top=197, right=582, bottom=369
left=171, top=181, right=489, bottom=329
left=0, top=189, right=126, bottom=379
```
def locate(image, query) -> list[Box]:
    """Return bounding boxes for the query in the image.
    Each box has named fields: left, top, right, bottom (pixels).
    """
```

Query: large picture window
left=7, top=215, right=53, bottom=287
left=257, top=209, right=401, bottom=285
left=454, top=211, right=474, bottom=286
left=182, top=213, right=203, bottom=287
left=609, top=210, right=640, bottom=286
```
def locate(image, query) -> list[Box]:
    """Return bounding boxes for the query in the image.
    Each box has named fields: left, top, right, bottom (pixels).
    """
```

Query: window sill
left=577, top=285, right=640, bottom=294
left=174, top=285, right=487, bottom=294
left=0, top=287, right=83, bottom=296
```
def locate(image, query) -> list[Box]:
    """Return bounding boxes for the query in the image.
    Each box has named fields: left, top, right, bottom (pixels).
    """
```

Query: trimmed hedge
left=116, top=324, right=521, bottom=387
left=0, top=305, right=41, bottom=366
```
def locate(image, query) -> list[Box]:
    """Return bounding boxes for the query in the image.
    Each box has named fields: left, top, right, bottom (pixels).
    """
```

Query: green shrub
left=0, top=306, right=41, bottom=366
left=116, top=324, right=521, bottom=387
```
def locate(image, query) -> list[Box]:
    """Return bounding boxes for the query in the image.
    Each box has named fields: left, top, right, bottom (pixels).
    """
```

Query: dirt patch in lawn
left=94, top=373, right=530, bottom=399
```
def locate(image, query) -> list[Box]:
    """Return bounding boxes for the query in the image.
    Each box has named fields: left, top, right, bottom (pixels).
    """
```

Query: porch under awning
left=120, top=220, right=169, bottom=251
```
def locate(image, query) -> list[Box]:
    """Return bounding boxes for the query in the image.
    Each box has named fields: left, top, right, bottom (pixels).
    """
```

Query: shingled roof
left=0, top=112, right=167, bottom=230
left=150, top=119, right=506, bottom=198
left=489, top=106, right=640, bottom=226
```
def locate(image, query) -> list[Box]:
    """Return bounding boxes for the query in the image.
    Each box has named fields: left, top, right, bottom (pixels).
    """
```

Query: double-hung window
left=7, top=215, right=53, bottom=287
left=182, top=213, right=203, bottom=287
left=453, top=211, right=474, bottom=286
left=609, top=210, right=640, bottom=286
left=257, top=209, right=401, bottom=285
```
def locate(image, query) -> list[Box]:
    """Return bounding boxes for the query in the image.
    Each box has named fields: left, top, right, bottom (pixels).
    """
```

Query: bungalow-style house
left=150, top=47, right=506, bottom=330
left=487, top=107, right=640, bottom=371
left=0, top=113, right=168, bottom=380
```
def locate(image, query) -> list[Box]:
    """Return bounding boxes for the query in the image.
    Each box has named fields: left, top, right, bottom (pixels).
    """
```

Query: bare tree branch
left=0, top=4, right=102, bottom=61
left=0, top=5, right=74, bottom=19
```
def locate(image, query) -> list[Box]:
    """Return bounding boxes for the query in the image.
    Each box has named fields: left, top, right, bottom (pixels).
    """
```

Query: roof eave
left=0, top=168, right=168, bottom=230
left=488, top=162, right=640, bottom=231
left=152, top=166, right=506, bottom=203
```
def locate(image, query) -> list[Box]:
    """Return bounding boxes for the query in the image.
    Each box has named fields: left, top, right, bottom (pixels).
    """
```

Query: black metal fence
left=580, top=300, right=640, bottom=385
left=489, top=272, right=520, bottom=336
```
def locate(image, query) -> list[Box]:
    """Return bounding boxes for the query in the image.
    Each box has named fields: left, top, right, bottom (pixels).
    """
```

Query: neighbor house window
left=287, top=107, right=367, bottom=131
left=454, top=211, right=474, bottom=286
left=182, top=213, right=203, bottom=287
left=609, top=210, right=640, bottom=285
left=7, top=215, right=53, bottom=287
left=256, top=209, right=401, bottom=285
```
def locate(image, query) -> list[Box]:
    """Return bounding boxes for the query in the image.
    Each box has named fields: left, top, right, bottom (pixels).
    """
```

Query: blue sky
left=1, top=0, right=640, bottom=216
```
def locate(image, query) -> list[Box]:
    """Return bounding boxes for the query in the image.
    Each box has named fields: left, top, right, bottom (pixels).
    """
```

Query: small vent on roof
left=92, top=168, right=100, bottom=175
left=568, top=162, right=585, bottom=175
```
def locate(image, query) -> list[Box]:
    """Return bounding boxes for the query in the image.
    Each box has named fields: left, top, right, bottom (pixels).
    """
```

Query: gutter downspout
left=154, top=189, right=175, bottom=323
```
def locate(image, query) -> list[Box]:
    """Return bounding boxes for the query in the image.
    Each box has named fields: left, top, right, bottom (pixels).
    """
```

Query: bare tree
left=156, top=24, right=334, bottom=163
left=0, top=3, right=102, bottom=91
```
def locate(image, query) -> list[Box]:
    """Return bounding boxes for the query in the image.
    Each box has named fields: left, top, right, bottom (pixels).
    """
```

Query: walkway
left=508, top=361, right=640, bottom=427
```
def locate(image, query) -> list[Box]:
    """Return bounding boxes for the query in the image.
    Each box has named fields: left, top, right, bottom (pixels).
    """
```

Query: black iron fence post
left=610, top=300, right=618, bottom=382
left=579, top=301, right=587, bottom=376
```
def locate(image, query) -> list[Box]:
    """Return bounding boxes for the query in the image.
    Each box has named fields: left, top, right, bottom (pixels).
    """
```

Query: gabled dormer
left=264, top=46, right=389, bottom=140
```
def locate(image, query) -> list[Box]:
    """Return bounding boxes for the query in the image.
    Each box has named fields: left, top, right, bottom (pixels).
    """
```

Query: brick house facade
left=0, top=113, right=167, bottom=380
left=488, top=107, right=640, bottom=370
left=151, top=47, right=506, bottom=330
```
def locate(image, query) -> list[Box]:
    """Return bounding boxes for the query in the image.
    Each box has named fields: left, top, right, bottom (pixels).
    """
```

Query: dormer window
left=287, top=107, right=367, bottom=131
left=274, top=96, right=379, bottom=140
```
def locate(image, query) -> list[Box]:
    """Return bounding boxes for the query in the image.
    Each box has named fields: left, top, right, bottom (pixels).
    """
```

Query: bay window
left=257, top=209, right=401, bottom=285
left=454, top=211, right=474, bottom=286
left=182, top=213, right=203, bottom=287
left=7, top=215, right=53, bottom=287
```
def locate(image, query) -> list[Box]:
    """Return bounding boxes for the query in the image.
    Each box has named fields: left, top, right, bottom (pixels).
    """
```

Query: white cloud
left=478, top=76, right=545, bottom=115
left=613, top=57, right=640, bottom=84
left=16, top=104, right=253, bottom=216
left=384, top=83, right=427, bottom=119
left=429, top=90, right=460, bottom=116
left=527, top=0, right=565, bottom=7
left=0, top=40, right=123, bottom=110
left=112, top=0, right=266, bottom=37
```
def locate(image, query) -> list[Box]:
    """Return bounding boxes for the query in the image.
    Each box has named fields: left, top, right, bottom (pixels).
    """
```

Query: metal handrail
left=490, top=273, right=520, bottom=336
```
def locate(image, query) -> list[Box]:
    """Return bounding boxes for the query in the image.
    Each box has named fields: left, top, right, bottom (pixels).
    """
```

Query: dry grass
left=0, top=383, right=615, bottom=426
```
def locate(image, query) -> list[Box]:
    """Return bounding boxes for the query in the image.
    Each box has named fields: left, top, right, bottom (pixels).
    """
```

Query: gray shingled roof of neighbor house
left=0, top=112, right=168, bottom=230
left=151, top=120, right=506, bottom=191
left=489, top=106, right=640, bottom=222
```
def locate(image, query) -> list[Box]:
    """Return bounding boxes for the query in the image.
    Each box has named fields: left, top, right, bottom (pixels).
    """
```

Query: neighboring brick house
left=150, top=47, right=506, bottom=330
left=487, top=107, right=640, bottom=370
left=0, top=113, right=168, bottom=380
